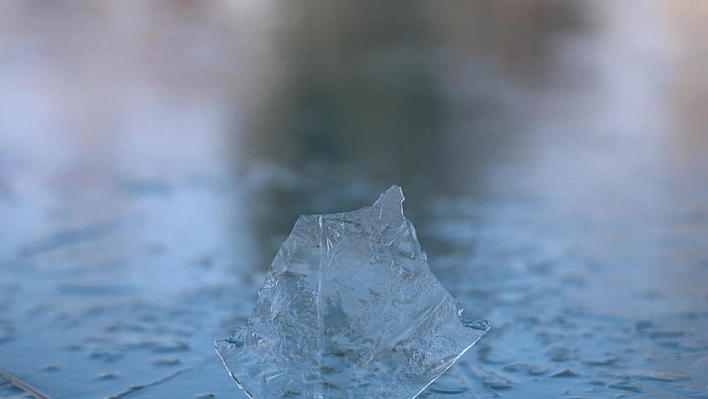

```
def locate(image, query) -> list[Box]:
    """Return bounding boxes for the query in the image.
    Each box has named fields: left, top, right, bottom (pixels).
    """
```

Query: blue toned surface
left=1, top=1, right=708, bottom=398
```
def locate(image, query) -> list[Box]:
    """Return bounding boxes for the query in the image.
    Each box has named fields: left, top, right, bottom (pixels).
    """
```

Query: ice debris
left=215, top=185, right=488, bottom=399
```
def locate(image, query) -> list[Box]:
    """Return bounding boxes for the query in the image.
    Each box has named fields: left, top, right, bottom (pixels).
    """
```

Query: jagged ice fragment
left=215, top=186, right=489, bottom=399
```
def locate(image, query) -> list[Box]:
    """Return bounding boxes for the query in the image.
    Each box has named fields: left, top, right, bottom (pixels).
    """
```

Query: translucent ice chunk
left=215, top=186, right=488, bottom=399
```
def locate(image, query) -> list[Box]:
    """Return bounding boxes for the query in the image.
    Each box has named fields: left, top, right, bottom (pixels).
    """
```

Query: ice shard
left=215, top=186, right=488, bottom=399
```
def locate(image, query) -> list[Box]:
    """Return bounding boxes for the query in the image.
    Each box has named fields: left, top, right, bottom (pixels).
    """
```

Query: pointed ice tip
left=371, top=185, right=406, bottom=224
left=374, top=185, right=404, bottom=206
left=371, top=185, right=406, bottom=220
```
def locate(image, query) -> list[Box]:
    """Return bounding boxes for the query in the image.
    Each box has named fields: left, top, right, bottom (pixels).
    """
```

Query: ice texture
left=215, top=186, right=488, bottom=399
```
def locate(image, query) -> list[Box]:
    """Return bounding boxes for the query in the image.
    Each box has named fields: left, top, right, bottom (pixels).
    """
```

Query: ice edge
left=214, top=340, right=257, bottom=399
left=411, top=321, right=489, bottom=399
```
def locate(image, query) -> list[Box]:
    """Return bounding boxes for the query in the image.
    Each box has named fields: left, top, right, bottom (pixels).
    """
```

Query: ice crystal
left=215, top=186, right=488, bottom=399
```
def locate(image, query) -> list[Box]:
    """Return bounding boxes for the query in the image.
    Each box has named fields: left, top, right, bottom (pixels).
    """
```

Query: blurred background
left=1, top=1, right=707, bottom=398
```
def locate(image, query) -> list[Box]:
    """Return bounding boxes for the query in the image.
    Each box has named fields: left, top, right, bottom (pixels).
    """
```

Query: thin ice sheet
left=215, top=186, right=488, bottom=399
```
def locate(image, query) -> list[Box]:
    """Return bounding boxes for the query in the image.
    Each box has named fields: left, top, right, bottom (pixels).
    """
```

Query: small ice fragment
left=215, top=186, right=489, bottom=399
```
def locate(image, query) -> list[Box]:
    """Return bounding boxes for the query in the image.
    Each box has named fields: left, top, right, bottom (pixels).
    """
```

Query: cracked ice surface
left=215, top=186, right=488, bottom=399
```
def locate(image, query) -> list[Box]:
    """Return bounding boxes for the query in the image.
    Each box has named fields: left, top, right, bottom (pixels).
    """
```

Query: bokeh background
left=1, top=1, right=707, bottom=398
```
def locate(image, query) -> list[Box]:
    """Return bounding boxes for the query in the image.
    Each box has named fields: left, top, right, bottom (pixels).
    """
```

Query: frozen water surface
left=215, top=186, right=488, bottom=399
left=1, top=2, right=708, bottom=399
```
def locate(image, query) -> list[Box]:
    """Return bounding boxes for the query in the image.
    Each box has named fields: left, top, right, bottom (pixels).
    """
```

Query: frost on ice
left=215, top=186, right=489, bottom=399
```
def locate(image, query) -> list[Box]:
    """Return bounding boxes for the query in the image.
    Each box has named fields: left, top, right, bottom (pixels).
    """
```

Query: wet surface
left=1, top=1, right=708, bottom=398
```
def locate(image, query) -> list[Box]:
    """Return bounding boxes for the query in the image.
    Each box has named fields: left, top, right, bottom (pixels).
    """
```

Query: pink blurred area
left=1, top=1, right=706, bottom=171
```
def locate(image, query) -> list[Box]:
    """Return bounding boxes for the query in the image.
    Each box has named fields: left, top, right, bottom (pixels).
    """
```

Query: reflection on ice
left=216, top=186, right=488, bottom=399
